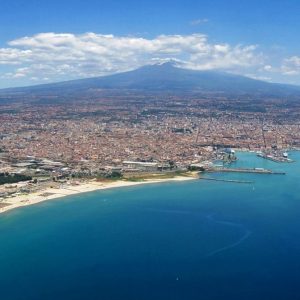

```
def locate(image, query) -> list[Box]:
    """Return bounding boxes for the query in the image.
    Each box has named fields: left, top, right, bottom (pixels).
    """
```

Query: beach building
left=122, top=161, right=158, bottom=171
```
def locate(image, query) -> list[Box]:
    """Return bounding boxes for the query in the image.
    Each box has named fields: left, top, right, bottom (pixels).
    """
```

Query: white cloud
left=189, top=19, right=209, bottom=26
left=281, top=56, right=300, bottom=75
left=0, top=32, right=263, bottom=83
left=262, top=65, right=273, bottom=71
left=246, top=74, right=273, bottom=82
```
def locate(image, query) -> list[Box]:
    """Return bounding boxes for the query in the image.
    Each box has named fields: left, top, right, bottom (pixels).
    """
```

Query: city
left=1, top=88, right=299, bottom=201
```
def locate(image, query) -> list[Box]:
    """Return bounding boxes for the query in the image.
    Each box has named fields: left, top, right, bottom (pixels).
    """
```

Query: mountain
left=1, top=62, right=300, bottom=96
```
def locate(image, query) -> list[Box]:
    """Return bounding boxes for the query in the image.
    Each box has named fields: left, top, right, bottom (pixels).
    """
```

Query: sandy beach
left=0, top=176, right=196, bottom=215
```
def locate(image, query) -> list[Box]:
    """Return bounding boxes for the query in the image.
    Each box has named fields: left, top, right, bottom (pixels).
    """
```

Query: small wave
left=206, top=230, right=252, bottom=257
left=145, top=209, right=252, bottom=257
left=206, top=213, right=252, bottom=257
left=145, top=208, right=197, bottom=216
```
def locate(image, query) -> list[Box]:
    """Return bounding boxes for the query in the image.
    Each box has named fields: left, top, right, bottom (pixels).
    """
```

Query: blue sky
left=1, top=0, right=300, bottom=88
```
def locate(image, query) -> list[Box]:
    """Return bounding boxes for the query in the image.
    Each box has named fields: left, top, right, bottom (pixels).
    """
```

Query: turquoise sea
left=0, top=152, right=300, bottom=300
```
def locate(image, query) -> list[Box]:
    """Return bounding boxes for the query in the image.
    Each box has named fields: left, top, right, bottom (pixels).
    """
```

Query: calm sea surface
left=0, top=152, right=300, bottom=300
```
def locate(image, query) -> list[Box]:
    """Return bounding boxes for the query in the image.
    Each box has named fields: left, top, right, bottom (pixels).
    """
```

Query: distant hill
left=1, top=62, right=300, bottom=97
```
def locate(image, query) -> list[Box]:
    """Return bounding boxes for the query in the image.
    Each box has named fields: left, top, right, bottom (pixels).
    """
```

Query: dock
left=257, top=153, right=294, bottom=163
left=206, top=167, right=285, bottom=175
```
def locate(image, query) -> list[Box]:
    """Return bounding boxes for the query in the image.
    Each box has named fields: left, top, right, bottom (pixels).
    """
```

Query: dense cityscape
left=1, top=91, right=300, bottom=181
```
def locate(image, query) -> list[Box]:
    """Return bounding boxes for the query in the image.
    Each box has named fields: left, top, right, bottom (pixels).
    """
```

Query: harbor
left=256, top=151, right=294, bottom=163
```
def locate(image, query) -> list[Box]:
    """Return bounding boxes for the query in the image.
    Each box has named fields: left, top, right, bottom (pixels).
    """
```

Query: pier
left=199, top=177, right=254, bottom=184
left=206, top=167, right=286, bottom=175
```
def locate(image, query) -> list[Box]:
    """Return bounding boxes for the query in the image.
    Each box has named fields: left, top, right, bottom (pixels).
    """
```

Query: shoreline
left=0, top=176, right=197, bottom=215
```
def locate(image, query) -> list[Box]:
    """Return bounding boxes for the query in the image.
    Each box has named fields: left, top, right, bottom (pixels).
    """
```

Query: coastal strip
left=0, top=176, right=197, bottom=215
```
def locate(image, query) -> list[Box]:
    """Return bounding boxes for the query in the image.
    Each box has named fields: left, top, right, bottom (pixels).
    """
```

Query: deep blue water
left=1, top=152, right=300, bottom=300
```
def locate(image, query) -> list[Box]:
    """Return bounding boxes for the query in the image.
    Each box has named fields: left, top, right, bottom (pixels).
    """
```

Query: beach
left=0, top=176, right=196, bottom=215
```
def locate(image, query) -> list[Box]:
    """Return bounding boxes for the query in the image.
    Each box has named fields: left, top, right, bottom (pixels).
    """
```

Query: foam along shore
left=0, top=176, right=196, bottom=215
